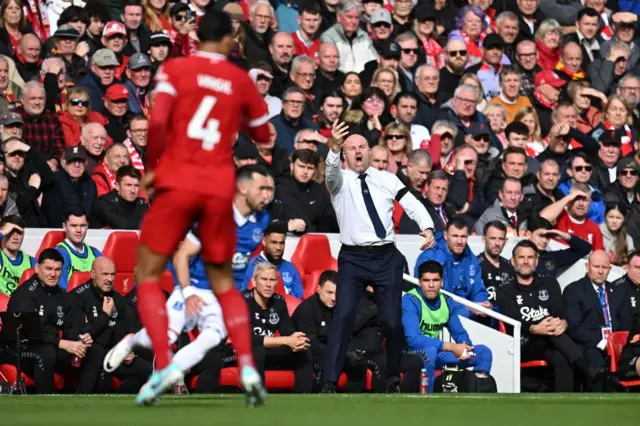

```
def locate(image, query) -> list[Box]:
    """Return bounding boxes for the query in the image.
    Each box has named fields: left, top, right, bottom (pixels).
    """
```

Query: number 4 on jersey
left=187, top=95, right=221, bottom=150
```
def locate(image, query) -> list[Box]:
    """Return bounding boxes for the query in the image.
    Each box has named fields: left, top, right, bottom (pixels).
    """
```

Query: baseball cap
left=223, top=2, right=245, bottom=21
left=380, top=41, right=401, bottom=59
left=370, top=7, right=392, bottom=25
left=468, top=122, right=491, bottom=138
left=92, top=48, right=120, bottom=67
left=64, top=146, right=88, bottom=162
left=103, top=21, right=127, bottom=38
left=617, top=157, right=640, bottom=173
left=104, top=84, right=129, bottom=101
left=534, top=70, right=566, bottom=88
left=597, top=129, right=621, bottom=146
left=127, top=53, right=152, bottom=70
left=482, top=33, right=504, bottom=50
left=149, top=31, right=172, bottom=46
left=54, top=23, right=80, bottom=39
left=612, top=11, right=638, bottom=25
left=363, top=0, right=384, bottom=4
left=170, top=2, right=189, bottom=17
left=414, top=4, right=436, bottom=21
left=0, top=112, right=23, bottom=126
left=234, top=140, right=259, bottom=159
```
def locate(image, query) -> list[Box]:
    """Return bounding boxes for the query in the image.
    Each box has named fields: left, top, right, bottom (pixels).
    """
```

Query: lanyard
left=600, top=287, right=612, bottom=328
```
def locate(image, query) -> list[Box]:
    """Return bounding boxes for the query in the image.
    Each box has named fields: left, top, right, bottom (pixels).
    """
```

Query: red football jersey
left=556, top=211, right=604, bottom=251
left=150, top=51, right=269, bottom=198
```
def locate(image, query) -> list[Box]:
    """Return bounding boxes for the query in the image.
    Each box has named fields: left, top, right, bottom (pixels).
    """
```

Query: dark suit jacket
left=563, top=276, right=631, bottom=350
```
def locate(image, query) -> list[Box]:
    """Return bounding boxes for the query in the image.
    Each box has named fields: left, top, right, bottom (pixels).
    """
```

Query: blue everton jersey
left=168, top=229, right=210, bottom=290
left=233, top=209, right=270, bottom=289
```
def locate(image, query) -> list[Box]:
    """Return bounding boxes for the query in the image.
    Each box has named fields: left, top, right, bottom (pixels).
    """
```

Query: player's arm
left=173, top=232, right=204, bottom=317
left=146, top=66, right=176, bottom=169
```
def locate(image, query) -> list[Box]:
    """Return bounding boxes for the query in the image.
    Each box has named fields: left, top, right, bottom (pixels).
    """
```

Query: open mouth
left=355, top=154, right=363, bottom=165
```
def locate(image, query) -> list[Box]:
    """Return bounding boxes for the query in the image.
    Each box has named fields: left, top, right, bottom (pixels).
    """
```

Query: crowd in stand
left=0, top=0, right=639, bottom=394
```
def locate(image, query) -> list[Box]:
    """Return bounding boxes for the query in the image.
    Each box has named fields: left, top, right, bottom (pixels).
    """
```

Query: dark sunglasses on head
left=574, top=165, right=592, bottom=172
left=401, top=48, right=418, bottom=54
left=385, top=134, right=405, bottom=141
left=448, top=50, right=467, bottom=57
left=621, top=169, right=639, bottom=176
left=70, top=99, right=89, bottom=107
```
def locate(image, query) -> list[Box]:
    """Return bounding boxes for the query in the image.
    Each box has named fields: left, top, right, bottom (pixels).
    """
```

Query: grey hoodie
left=1, top=192, right=19, bottom=217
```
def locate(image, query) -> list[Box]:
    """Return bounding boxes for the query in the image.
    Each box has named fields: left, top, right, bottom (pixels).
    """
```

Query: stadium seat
left=67, top=272, right=92, bottom=292
left=19, top=268, right=35, bottom=286
left=290, top=235, right=337, bottom=289
left=498, top=321, right=548, bottom=369
left=0, top=293, right=9, bottom=312
left=247, top=273, right=287, bottom=296
left=0, top=364, right=65, bottom=390
left=102, top=231, right=139, bottom=295
left=36, top=230, right=65, bottom=259
left=607, top=331, right=640, bottom=388
left=302, top=269, right=323, bottom=300
left=283, top=294, right=301, bottom=316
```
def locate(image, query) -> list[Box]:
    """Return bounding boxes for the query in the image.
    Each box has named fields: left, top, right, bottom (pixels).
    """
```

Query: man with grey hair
left=289, top=55, right=318, bottom=120
left=80, top=122, right=108, bottom=174
left=617, top=73, right=640, bottom=129
left=17, top=80, right=65, bottom=162
left=589, top=39, right=632, bottom=94
left=245, top=0, right=275, bottom=66
left=271, top=86, right=319, bottom=153
left=414, top=64, right=442, bottom=130
left=320, top=0, right=377, bottom=73
left=496, top=11, right=519, bottom=62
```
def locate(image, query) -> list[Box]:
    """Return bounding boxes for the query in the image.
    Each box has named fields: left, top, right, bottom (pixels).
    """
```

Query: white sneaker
left=240, top=366, right=266, bottom=408
left=104, top=334, right=134, bottom=373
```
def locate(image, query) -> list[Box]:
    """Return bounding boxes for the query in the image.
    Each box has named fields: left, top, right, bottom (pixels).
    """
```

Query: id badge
left=601, top=326, right=612, bottom=340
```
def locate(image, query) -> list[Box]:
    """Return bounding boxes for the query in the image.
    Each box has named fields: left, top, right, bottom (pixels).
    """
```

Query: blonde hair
left=535, top=19, right=562, bottom=42
left=513, top=106, right=542, bottom=141
left=378, top=122, right=412, bottom=155
left=484, top=103, right=507, bottom=123
left=142, top=0, right=170, bottom=32
left=371, top=67, right=401, bottom=102
left=253, top=261, right=277, bottom=279
left=603, top=95, right=633, bottom=125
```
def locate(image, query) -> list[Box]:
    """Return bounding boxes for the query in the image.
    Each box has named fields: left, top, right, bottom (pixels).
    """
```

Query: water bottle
left=419, top=368, right=428, bottom=394
left=72, top=338, right=82, bottom=368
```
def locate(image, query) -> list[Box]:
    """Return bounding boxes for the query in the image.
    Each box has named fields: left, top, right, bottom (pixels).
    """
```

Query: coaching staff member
left=321, top=121, right=435, bottom=393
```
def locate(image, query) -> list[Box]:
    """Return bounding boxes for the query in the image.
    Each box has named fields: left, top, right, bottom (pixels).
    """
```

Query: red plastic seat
left=67, top=272, right=92, bottom=292
left=19, top=268, right=35, bottom=286
left=0, top=293, right=9, bottom=312
left=101, top=232, right=139, bottom=295
left=36, top=231, right=65, bottom=259
left=290, top=235, right=337, bottom=289
left=498, top=321, right=548, bottom=369
left=608, top=331, right=640, bottom=388
left=247, top=272, right=287, bottom=296
left=302, top=269, right=324, bottom=300
left=283, top=294, right=301, bottom=316
left=0, top=364, right=65, bottom=390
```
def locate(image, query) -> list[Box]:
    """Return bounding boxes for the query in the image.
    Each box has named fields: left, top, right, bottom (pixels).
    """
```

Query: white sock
left=173, top=328, right=225, bottom=372
left=130, top=329, right=152, bottom=349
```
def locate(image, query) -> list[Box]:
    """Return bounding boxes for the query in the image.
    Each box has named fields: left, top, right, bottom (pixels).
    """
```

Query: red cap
left=104, top=84, right=129, bottom=101
left=534, top=70, right=566, bottom=88
left=103, top=21, right=127, bottom=38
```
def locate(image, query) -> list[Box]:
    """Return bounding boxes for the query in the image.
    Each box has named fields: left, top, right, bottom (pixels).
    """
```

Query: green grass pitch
left=0, top=394, right=637, bottom=426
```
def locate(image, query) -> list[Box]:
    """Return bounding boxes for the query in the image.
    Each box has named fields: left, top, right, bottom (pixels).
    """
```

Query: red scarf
left=460, top=31, right=485, bottom=64
left=23, top=0, right=49, bottom=41
left=123, top=138, right=145, bottom=175
left=600, top=12, right=613, bottom=41
left=605, top=122, right=633, bottom=156
left=555, top=62, right=585, bottom=80
left=485, top=8, right=497, bottom=32
left=479, top=61, right=502, bottom=73
left=421, top=37, right=444, bottom=69
left=101, top=161, right=117, bottom=192
left=534, top=89, right=556, bottom=110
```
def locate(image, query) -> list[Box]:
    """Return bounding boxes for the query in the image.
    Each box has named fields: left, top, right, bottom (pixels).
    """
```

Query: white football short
left=165, top=287, right=227, bottom=337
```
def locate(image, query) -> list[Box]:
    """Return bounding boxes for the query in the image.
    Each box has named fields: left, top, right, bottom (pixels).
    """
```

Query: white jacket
left=320, top=24, right=377, bottom=74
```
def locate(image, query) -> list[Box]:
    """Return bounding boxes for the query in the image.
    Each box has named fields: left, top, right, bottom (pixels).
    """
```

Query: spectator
left=605, top=158, right=640, bottom=206
left=0, top=215, right=35, bottom=296
left=92, top=143, right=130, bottom=197
left=567, top=81, right=605, bottom=134
left=70, top=256, right=151, bottom=393
left=271, top=86, right=319, bottom=153
left=557, top=152, right=605, bottom=225
left=58, top=86, right=109, bottom=148
left=403, top=260, right=493, bottom=393
left=495, top=11, right=519, bottom=62
left=123, top=114, right=146, bottom=174
left=589, top=40, right=631, bottom=95
left=2, top=249, right=86, bottom=394
left=289, top=55, right=317, bottom=120
left=243, top=262, right=313, bottom=393
left=17, top=81, right=66, bottom=162
left=530, top=158, right=563, bottom=217
left=80, top=122, right=108, bottom=173
left=320, top=0, right=377, bottom=73
left=55, top=208, right=102, bottom=290
left=413, top=4, right=443, bottom=68
left=314, top=43, right=343, bottom=97
left=92, top=165, right=148, bottom=229
left=292, top=1, right=322, bottom=59
left=592, top=95, right=637, bottom=156
left=102, top=83, right=131, bottom=143
left=539, top=183, right=605, bottom=251
left=392, top=149, right=433, bottom=234
left=0, top=110, right=21, bottom=141
left=439, top=38, right=469, bottom=102
left=244, top=0, right=275, bottom=67
left=422, top=170, right=455, bottom=234
left=449, top=5, right=487, bottom=66
left=371, top=67, right=400, bottom=103
left=360, top=39, right=400, bottom=89
left=555, top=41, right=585, bottom=82
left=531, top=70, right=566, bottom=138
left=611, top=251, right=640, bottom=326
left=504, top=122, right=540, bottom=175
left=249, top=65, right=282, bottom=119
left=413, top=65, right=443, bottom=131
left=484, top=103, right=508, bottom=148
left=588, top=130, right=620, bottom=191
left=535, top=19, right=562, bottom=71
left=392, top=93, right=430, bottom=151
left=445, top=144, right=487, bottom=228
left=0, top=55, right=20, bottom=113
left=600, top=202, right=635, bottom=265
left=599, top=11, right=639, bottom=73
left=84, top=2, right=110, bottom=54
left=78, top=48, right=119, bottom=115
left=143, top=0, right=171, bottom=33
left=496, top=239, right=604, bottom=392
left=123, top=53, right=152, bottom=115
left=466, top=33, right=504, bottom=100
left=475, top=177, right=529, bottom=235
left=489, top=66, right=533, bottom=123
left=52, top=24, right=88, bottom=84
left=3, top=137, right=54, bottom=227
left=477, top=221, right=515, bottom=303
left=268, top=32, right=294, bottom=98
left=414, top=217, right=489, bottom=309
left=146, top=31, right=171, bottom=73
left=42, top=146, right=98, bottom=229
left=13, top=34, right=42, bottom=83
left=370, top=144, right=389, bottom=170
left=368, top=8, right=394, bottom=54
left=121, top=0, right=150, bottom=56
left=340, top=71, right=362, bottom=105
left=395, top=32, right=419, bottom=93
left=440, top=84, right=497, bottom=149
left=616, top=74, right=640, bottom=131
left=242, top=221, right=303, bottom=298
left=564, top=8, right=602, bottom=71
left=316, top=91, right=344, bottom=139
left=514, top=39, right=541, bottom=98
left=272, top=149, right=337, bottom=233
left=0, top=174, right=17, bottom=217
left=485, top=146, right=532, bottom=205
left=378, top=122, right=411, bottom=174
left=101, top=21, right=130, bottom=79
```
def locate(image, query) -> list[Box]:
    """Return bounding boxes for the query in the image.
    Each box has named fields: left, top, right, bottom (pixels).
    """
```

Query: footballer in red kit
left=130, top=9, right=269, bottom=407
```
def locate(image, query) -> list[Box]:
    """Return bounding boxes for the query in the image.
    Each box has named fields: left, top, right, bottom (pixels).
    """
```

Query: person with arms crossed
left=321, top=120, right=435, bottom=393
left=133, top=9, right=271, bottom=406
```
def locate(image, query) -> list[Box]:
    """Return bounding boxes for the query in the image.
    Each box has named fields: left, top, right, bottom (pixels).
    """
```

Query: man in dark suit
left=422, top=170, right=456, bottom=234
left=563, top=250, right=631, bottom=390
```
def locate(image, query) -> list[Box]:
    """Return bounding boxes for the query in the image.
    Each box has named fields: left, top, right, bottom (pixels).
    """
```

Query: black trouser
left=618, top=356, right=640, bottom=380
left=187, top=347, right=224, bottom=393
left=324, top=245, right=404, bottom=384
left=582, top=347, right=606, bottom=392
left=522, top=334, right=584, bottom=392
left=254, top=345, right=314, bottom=393
left=0, top=343, right=72, bottom=394
left=312, top=355, right=367, bottom=393
left=368, top=351, right=422, bottom=392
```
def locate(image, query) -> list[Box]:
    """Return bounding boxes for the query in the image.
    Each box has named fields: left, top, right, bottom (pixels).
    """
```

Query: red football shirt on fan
left=149, top=51, right=269, bottom=198
left=555, top=210, right=604, bottom=251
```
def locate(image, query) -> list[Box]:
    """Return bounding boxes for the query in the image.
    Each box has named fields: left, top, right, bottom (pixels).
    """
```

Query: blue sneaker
left=240, top=366, right=266, bottom=408
left=136, top=363, right=184, bottom=406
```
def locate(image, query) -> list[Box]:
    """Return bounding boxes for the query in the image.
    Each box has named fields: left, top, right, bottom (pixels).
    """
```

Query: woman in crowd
left=378, top=122, right=412, bottom=174
left=600, top=202, right=635, bottom=266
left=591, top=95, right=637, bottom=157
left=514, top=106, right=545, bottom=157
left=448, top=5, right=487, bottom=66
left=143, top=0, right=171, bottom=32
left=340, top=72, right=363, bottom=107
left=535, top=19, right=562, bottom=71
left=0, top=0, right=31, bottom=55
left=345, top=87, right=390, bottom=147
left=568, top=81, right=605, bottom=134
left=414, top=5, right=444, bottom=69
left=484, top=103, right=508, bottom=149
left=371, top=68, right=401, bottom=103
left=58, top=86, right=109, bottom=147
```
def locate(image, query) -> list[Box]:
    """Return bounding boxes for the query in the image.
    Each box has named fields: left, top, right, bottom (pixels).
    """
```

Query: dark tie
left=358, top=173, right=386, bottom=239
left=439, top=207, right=447, bottom=225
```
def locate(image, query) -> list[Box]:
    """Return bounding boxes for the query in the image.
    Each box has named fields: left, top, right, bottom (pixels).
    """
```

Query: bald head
left=447, top=38, right=466, bottom=52
left=561, top=41, right=583, bottom=72
left=18, top=34, right=42, bottom=64
left=270, top=32, right=294, bottom=67
left=586, top=250, right=611, bottom=285
left=371, top=145, right=389, bottom=170
left=318, top=43, right=339, bottom=73
left=342, top=134, right=370, bottom=174
left=91, top=256, right=116, bottom=293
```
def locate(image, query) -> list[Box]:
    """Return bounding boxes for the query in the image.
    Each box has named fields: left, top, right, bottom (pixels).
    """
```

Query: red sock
left=136, top=281, right=172, bottom=369
left=216, top=288, right=255, bottom=370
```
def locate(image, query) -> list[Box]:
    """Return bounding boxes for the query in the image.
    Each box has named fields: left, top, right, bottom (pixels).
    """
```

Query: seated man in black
left=0, top=249, right=85, bottom=394
left=241, top=261, right=313, bottom=393
left=293, top=270, right=367, bottom=392
left=70, top=256, right=152, bottom=393
left=618, top=322, right=640, bottom=383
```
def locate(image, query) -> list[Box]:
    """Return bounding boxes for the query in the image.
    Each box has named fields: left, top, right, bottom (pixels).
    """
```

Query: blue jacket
left=402, top=289, right=472, bottom=351
left=619, top=0, right=640, bottom=14
left=123, top=79, right=147, bottom=115
left=414, top=232, right=488, bottom=304
left=557, top=180, right=605, bottom=225
left=274, top=0, right=300, bottom=33
left=242, top=253, right=304, bottom=298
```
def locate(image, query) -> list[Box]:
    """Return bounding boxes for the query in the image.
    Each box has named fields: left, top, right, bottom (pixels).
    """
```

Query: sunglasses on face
left=70, top=99, right=89, bottom=107
left=373, top=22, right=391, bottom=29
left=385, top=134, right=405, bottom=141
left=440, top=132, right=453, bottom=139
left=473, top=135, right=490, bottom=142
left=401, top=48, right=418, bottom=54
left=448, top=50, right=467, bottom=57
left=257, top=75, right=272, bottom=82
left=174, top=14, right=187, bottom=21
left=464, top=159, right=477, bottom=166
left=6, top=151, right=26, bottom=158
left=621, top=169, right=639, bottom=176
left=574, top=165, right=592, bottom=172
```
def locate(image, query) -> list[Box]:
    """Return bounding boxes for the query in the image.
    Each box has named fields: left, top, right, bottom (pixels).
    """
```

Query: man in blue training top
left=55, top=209, right=102, bottom=290
left=402, top=260, right=493, bottom=392
left=231, top=165, right=274, bottom=289
left=242, top=220, right=303, bottom=297
left=414, top=217, right=490, bottom=314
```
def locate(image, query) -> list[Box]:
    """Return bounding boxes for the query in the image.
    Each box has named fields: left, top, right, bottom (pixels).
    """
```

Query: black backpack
left=434, top=367, right=498, bottom=393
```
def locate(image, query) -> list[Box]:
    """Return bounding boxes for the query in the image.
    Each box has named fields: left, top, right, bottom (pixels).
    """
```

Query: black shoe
left=321, top=381, right=337, bottom=394
left=587, top=366, right=605, bottom=381
left=385, top=382, right=400, bottom=393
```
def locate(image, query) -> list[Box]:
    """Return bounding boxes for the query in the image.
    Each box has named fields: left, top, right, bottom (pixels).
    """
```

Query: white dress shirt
left=325, top=150, right=434, bottom=246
